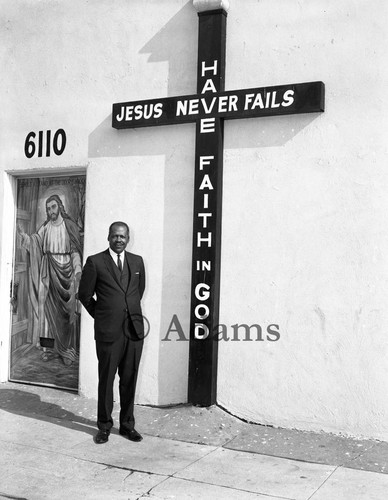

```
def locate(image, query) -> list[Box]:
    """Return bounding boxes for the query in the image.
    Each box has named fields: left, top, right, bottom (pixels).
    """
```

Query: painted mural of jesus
left=18, top=194, right=83, bottom=366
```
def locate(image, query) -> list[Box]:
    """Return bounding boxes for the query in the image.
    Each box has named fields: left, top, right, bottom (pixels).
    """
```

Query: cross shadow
left=0, top=388, right=97, bottom=437
left=88, top=1, right=197, bottom=160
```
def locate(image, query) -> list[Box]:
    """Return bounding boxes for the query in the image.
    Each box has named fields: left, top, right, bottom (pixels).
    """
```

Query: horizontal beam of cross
left=112, top=81, right=324, bottom=129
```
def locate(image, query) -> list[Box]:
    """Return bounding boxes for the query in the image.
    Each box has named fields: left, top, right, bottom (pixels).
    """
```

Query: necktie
left=117, top=254, right=122, bottom=272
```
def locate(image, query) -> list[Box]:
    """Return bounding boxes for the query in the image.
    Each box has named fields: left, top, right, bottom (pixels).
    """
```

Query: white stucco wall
left=1, top=0, right=388, bottom=440
left=218, top=0, right=388, bottom=440
left=0, top=0, right=195, bottom=405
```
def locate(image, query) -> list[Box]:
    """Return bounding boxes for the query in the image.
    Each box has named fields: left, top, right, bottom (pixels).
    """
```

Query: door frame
left=0, top=167, right=87, bottom=386
left=0, top=172, right=17, bottom=383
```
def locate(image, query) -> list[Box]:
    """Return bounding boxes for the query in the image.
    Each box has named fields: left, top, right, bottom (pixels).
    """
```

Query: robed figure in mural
left=17, top=194, right=83, bottom=366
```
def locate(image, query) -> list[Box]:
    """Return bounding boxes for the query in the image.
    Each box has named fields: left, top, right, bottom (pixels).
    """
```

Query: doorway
left=9, top=175, right=85, bottom=391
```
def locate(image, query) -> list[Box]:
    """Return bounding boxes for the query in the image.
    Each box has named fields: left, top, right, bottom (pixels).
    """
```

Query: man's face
left=46, top=200, right=60, bottom=221
left=108, top=224, right=129, bottom=254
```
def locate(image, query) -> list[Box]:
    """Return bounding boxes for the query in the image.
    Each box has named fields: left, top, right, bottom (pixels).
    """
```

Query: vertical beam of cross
left=188, top=4, right=228, bottom=406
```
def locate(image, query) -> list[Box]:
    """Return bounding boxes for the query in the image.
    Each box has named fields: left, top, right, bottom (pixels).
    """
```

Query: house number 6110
left=24, top=129, right=67, bottom=158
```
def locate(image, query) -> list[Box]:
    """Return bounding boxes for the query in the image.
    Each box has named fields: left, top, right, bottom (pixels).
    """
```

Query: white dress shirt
left=109, top=247, right=124, bottom=269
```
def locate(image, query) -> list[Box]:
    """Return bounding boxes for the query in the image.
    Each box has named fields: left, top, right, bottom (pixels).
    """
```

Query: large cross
left=112, top=0, right=324, bottom=406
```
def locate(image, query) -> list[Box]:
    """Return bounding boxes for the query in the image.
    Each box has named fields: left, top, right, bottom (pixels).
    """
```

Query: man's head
left=46, top=195, right=64, bottom=222
left=108, top=222, right=130, bottom=254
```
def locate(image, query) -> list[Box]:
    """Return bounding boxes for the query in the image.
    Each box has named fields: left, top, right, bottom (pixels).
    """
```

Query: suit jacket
left=78, top=249, right=146, bottom=342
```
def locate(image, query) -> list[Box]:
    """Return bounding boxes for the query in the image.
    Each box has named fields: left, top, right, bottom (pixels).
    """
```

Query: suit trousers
left=96, top=333, right=143, bottom=432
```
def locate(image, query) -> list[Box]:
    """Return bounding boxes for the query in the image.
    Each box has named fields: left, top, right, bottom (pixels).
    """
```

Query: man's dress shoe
left=119, top=428, right=143, bottom=442
left=95, top=429, right=110, bottom=444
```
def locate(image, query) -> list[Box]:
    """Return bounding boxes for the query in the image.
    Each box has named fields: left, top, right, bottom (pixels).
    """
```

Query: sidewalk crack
left=306, top=465, right=340, bottom=499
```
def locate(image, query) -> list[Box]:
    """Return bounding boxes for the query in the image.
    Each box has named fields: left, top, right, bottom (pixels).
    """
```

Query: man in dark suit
left=78, top=221, right=146, bottom=444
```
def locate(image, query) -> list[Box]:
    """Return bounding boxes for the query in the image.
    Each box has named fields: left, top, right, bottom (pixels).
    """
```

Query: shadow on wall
left=88, top=2, right=198, bottom=405
left=88, top=0, right=197, bottom=160
left=88, top=111, right=319, bottom=159
left=139, top=1, right=198, bottom=98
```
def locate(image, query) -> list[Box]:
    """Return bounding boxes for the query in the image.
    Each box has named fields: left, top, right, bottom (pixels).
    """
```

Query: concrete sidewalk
left=1, top=382, right=388, bottom=499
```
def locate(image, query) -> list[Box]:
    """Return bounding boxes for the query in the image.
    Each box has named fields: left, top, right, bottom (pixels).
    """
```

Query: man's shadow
left=0, top=388, right=97, bottom=437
